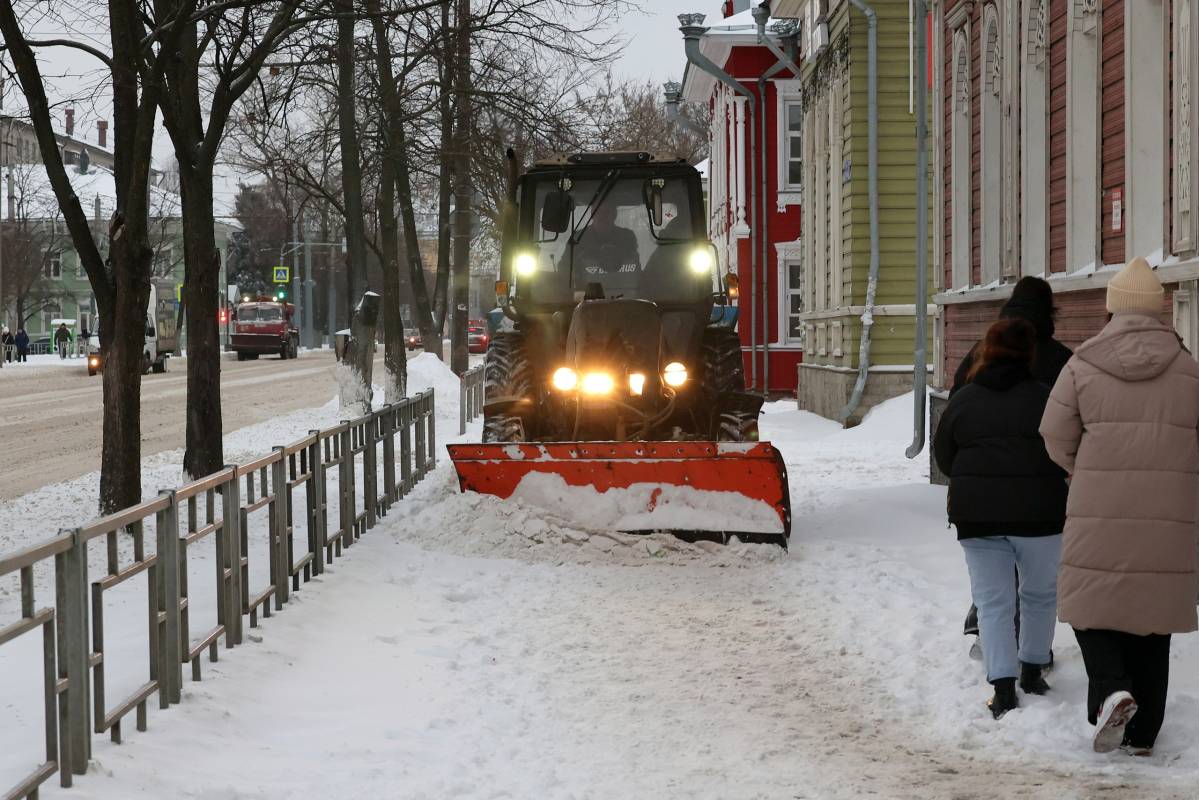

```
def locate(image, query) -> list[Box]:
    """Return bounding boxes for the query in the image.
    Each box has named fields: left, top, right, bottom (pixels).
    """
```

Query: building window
left=781, top=255, right=805, bottom=347
left=45, top=251, right=62, bottom=279
left=951, top=29, right=972, bottom=288
left=1066, top=0, right=1100, bottom=271
left=785, top=101, right=803, bottom=189
left=42, top=305, right=60, bottom=334
left=1125, top=0, right=1166, bottom=260
left=1021, top=0, right=1050, bottom=274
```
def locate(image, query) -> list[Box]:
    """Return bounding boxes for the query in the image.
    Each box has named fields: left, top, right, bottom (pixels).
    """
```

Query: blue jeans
left=960, top=535, right=1061, bottom=683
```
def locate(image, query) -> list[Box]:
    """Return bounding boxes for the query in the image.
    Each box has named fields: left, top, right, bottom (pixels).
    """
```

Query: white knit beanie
left=1106, top=256, right=1164, bottom=314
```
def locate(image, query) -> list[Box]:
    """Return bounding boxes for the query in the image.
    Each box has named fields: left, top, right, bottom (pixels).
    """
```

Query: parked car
left=467, top=324, right=489, bottom=354
left=405, top=328, right=422, bottom=351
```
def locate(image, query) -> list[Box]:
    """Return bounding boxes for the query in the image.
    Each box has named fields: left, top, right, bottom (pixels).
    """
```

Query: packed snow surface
left=2, top=385, right=1198, bottom=798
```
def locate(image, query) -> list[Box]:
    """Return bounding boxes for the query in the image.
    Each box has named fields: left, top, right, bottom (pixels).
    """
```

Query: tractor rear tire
left=700, top=328, right=758, bottom=442
left=482, top=332, right=534, bottom=443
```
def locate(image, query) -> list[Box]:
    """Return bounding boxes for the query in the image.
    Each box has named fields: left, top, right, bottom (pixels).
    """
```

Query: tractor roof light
left=580, top=372, right=615, bottom=396
left=551, top=367, right=578, bottom=391
left=663, top=361, right=688, bottom=387
left=514, top=252, right=538, bottom=277
left=689, top=247, right=713, bottom=274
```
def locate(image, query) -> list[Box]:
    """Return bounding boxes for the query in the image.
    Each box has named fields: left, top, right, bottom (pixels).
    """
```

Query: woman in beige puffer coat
left=1040, top=256, right=1199, bottom=756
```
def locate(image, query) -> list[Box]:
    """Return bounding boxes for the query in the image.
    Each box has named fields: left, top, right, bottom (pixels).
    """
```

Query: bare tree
left=0, top=0, right=191, bottom=514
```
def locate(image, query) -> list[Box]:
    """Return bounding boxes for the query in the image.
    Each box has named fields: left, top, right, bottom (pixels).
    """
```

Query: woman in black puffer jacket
left=935, top=319, right=1068, bottom=719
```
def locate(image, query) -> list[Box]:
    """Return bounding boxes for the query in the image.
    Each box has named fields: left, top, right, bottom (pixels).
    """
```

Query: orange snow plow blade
left=446, top=441, right=791, bottom=542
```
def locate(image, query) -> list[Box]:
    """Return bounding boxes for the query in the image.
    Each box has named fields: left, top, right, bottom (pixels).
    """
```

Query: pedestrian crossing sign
left=273, top=266, right=290, bottom=284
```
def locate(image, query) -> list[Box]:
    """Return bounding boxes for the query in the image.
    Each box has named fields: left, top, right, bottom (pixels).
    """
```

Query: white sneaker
left=969, top=637, right=983, bottom=662
left=1093, top=691, right=1138, bottom=753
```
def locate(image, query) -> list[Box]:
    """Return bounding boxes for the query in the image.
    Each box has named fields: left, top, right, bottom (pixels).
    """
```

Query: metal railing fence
left=460, top=364, right=485, bottom=434
left=0, top=389, right=437, bottom=799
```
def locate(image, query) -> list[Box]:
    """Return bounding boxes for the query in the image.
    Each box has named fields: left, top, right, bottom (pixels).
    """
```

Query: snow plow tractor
left=447, top=152, right=791, bottom=546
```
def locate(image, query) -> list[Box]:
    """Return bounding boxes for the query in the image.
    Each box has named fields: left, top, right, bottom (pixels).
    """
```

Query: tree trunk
left=430, top=0, right=453, bottom=362
left=378, top=153, right=406, bottom=403
left=450, top=0, right=472, bottom=376
left=178, top=166, right=225, bottom=479
left=99, top=235, right=152, bottom=513
left=336, top=0, right=373, bottom=406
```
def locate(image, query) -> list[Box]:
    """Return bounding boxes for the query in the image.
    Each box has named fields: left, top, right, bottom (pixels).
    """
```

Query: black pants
left=1073, top=628, right=1171, bottom=748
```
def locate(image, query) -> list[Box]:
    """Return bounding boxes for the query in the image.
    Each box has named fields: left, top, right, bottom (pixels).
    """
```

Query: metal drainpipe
left=681, top=15, right=760, bottom=389
left=905, top=0, right=930, bottom=459
left=837, top=0, right=880, bottom=425
left=663, top=81, right=710, bottom=139
left=752, top=4, right=799, bottom=394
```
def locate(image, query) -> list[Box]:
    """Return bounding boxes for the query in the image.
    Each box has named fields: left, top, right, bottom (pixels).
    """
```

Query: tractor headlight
left=688, top=248, right=713, bottom=274
left=663, top=361, right=688, bottom=387
left=88, top=356, right=100, bottom=368
left=514, top=252, right=538, bottom=277
left=551, top=367, right=578, bottom=391
left=580, top=372, right=615, bottom=395
left=628, top=372, right=646, bottom=396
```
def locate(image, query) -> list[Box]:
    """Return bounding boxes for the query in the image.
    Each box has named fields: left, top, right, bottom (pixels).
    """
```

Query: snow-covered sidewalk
left=5, top=386, right=1199, bottom=799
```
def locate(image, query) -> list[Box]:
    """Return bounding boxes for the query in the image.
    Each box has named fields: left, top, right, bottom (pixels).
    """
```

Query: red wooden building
left=932, top=0, right=1199, bottom=387
left=678, top=7, right=806, bottom=394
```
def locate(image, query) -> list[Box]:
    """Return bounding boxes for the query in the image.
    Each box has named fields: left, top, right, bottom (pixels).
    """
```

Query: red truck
left=231, top=299, right=299, bottom=361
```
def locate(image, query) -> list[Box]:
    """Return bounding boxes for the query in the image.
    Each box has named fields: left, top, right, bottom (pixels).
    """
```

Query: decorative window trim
left=946, top=0, right=975, bottom=30
left=951, top=27, right=973, bottom=289
left=1025, top=0, right=1047, bottom=66
left=980, top=4, right=1003, bottom=284
left=776, top=239, right=805, bottom=348
left=1074, top=0, right=1098, bottom=35
left=1123, top=0, right=1167, bottom=260
left=830, top=320, right=843, bottom=358
left=1021, top=0, right=1051, bottom=276
left=1174, top=0, right=1199, bottom=255
left=776, top=79, right=804, bottom=206
left=1066, top=0, right=1100, bottom=272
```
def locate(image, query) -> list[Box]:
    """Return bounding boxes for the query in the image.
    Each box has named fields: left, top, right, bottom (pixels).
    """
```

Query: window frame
left=775, top=79, right=805, bottom=211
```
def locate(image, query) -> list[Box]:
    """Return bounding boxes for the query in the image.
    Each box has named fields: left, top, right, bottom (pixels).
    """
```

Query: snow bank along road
left=3, top=370, right=1198, bottom=798
left=0, top=350, right=383, bottom=502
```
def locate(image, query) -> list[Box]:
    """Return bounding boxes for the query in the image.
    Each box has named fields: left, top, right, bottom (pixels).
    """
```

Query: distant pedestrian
left=0, top=327, right=12, bottom=363
left=14, top=328, right=29, bottom=362
left=1040, top=256, right=1199, bottom=756
left=54, top=323, right=71, bottom=359
left=951, top=276, right=1074, bottom=661
left=935, top=318, right=1068, bottom=720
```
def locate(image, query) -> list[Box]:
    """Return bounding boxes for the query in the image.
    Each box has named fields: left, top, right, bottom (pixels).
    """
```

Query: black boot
left=987, top=678, right=1019, bottom=720
left=1019, top=662, right=1050, bottom=695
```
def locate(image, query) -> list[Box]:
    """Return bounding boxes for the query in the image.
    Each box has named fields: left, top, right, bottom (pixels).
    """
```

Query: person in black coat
left=14, top=328, right=30, bottom=362
left=951, top=276, right=1073, bottom=655
left=935, top=318, right=1069, bottom=719
left=951, top=276, right=1073, bottom=396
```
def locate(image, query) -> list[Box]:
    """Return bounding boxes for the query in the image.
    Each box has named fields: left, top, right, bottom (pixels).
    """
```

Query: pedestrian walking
left=0, top=326, right=13, bottom=363
left=935, top=318, right=1068, bottom=720
left=1040, top=256, right=1199, bottom=756
left=951, top=276, right=1073, bottom=661
left=14, top=328, right=29, bottom=362
left=54, top=322, right=71, bottom=359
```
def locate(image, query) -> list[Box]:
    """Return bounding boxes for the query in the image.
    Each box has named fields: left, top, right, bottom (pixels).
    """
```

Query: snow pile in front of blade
left=392, top=466, right=785, bottom=567
left=511, top=472, right=783, bottom=533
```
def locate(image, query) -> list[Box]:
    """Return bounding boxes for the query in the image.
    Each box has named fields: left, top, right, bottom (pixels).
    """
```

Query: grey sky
left=614, top=0, right=721, bottom=85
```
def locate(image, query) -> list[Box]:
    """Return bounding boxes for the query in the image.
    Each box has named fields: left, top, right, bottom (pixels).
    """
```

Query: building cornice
left=934, top=258, right=1199, bottom=306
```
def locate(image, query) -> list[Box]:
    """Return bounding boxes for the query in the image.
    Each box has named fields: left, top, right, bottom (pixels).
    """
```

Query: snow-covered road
left=5, top=366, right=1199, bottom=799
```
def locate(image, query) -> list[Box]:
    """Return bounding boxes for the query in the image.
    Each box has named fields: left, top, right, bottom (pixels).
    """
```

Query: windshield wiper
left=566, top=169, right=621, bottom=289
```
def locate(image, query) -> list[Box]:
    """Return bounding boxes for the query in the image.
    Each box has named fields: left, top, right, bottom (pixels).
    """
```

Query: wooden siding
left=1101, top=0, right=1126, bottom=266
left=1048, top=0, right=1069, bottom=273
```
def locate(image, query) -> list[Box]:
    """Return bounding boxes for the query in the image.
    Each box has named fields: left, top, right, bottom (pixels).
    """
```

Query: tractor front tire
left=701, top=328, right=759, bottom=442
left=482, top=332, right=534, bottom=443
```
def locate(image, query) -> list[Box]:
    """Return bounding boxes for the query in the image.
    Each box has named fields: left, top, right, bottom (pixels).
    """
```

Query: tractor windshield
left=519, top=174, right=713, bottom=305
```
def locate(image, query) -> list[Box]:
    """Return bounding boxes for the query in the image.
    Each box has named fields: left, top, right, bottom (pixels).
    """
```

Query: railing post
left=382, top=406, right=397, bottom=506
left=364, top=417, right=378, bottom=530
left=155, top=492, right=182, bottom=706
left=428, top=389, right=437, bottom=471
left=339, top=423, right=354, bottom=545
left=221, top=470, right=243, bottom=646
left=460, top=378, right=468, bottom=435
left=414, top=401, right=427, bottom=479
left=59, top=527, right=91, bottom=775
left=308, top=432, right=326, bottom=576
left=399, top=401, right=413, bottom=497
left=271, top=447, right=289, bottom=608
